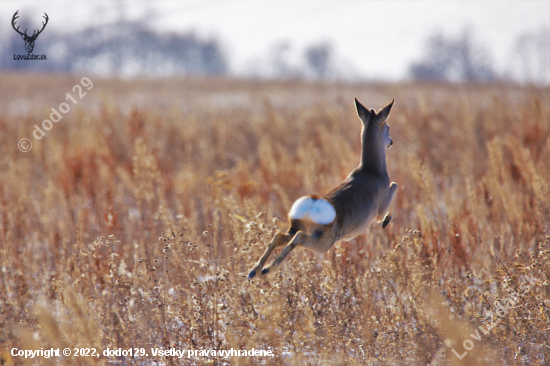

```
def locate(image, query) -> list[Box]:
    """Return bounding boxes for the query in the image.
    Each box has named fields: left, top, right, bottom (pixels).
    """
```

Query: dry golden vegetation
left=0, top=72, right=549, bottom=365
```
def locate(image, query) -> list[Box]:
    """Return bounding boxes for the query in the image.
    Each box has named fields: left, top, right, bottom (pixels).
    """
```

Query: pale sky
left=1, top=0, right=549, bottom=81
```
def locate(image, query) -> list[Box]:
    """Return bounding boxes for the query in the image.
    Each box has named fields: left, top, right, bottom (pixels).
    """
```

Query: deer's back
left=325, top=168, right=389, bottom=240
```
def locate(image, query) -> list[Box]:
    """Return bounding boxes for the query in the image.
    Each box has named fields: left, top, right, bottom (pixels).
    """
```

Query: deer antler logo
left=12, top=10, right=49, bottom=54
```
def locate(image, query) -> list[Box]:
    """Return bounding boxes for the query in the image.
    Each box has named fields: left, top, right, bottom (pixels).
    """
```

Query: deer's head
left=355, top=98, right=394, bottom=150
left=12, top=11, right=49, bottom=54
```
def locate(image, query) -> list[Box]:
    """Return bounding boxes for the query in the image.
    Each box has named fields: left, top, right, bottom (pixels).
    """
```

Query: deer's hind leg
left=261, top=230, right=320, bottom=275
left=248, top=232, right=292, bottom=279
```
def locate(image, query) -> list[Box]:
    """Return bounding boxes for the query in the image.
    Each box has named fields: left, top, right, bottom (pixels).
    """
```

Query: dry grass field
left=0, top=72, right=549, bottom=365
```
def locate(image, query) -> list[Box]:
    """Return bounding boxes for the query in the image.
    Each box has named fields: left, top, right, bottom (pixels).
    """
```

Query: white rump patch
left=289, top=196, right=336, bottom=225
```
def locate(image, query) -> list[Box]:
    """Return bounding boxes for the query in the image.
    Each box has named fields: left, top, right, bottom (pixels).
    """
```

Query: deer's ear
left=376, top=99, right=394, bottom=126
left=355, top=98, right=373, bottom=124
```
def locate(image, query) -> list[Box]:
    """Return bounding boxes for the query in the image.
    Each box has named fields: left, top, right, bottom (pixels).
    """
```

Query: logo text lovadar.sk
left=12, top=10, right=48, bottom=60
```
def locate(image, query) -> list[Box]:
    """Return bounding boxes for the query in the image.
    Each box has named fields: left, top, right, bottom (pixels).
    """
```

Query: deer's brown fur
left=248, top=99, right=398, bottom=278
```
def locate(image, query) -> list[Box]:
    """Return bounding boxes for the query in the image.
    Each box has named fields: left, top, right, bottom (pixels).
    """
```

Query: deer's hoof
left=248, top=270, right=256, bottom=279
left=382, top=215, right=392, bottom=229
left=261, top=267, right=270, bottom=275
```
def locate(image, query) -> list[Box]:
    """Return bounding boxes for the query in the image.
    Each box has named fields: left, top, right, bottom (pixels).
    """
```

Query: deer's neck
left=359, top=127, right=387, bottom=175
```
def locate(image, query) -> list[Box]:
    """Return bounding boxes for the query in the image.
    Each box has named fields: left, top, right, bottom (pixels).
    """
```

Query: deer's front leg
left=248, top=231, right=292, bottom=279
left=261, top=230, right=311, bottom=275
left=382, top=182, right=398, bottom=229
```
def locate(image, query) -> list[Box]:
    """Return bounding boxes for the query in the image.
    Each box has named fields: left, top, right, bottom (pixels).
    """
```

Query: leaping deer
left=248, top=99, right=398, bottom=279
left=12, top=10, right=49, bottom=54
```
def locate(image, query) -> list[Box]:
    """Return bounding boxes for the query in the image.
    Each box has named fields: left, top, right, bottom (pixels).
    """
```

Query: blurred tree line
left=409, top=30, right=496, bottom=82
left=244, top=41, right=357, bottom=81
left=0, top=17, right=354, bottom=81
left=1, top=17, right=547, bottom=85
left=0, top=20, right=227, bottom=76
left=409, top=28, right=549, bottom=85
